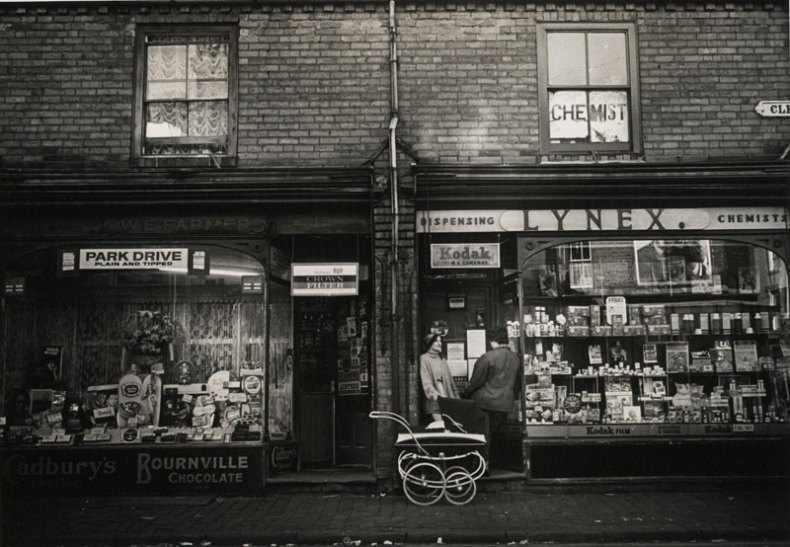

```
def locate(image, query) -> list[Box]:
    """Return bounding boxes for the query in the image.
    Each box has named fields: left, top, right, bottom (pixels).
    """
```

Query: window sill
left=132, top=156, right=238, bottom=169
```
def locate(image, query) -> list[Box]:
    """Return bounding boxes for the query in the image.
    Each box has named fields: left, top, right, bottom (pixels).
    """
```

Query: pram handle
left=369, top=410, right=429, bottom=456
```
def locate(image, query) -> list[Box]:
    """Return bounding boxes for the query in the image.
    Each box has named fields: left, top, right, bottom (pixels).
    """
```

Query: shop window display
left=520, top=239, right=790, bottom=428
left=1, top=245, right=268, bottom=447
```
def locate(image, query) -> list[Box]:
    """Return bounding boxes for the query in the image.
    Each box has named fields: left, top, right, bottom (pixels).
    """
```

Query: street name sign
left=754, top=100, right=790, bottom=117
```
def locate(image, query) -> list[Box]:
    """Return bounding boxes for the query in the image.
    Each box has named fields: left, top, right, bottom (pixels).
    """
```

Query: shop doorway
left=294, top=296, right=371, bottom=467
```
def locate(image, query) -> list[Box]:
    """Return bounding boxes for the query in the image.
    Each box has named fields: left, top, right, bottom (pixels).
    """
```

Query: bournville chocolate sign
left=1, top=446, right=264, bottom=495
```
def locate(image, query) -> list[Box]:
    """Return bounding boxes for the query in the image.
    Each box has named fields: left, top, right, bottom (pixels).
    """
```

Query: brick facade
left=1, top=0, right=788, bottom=477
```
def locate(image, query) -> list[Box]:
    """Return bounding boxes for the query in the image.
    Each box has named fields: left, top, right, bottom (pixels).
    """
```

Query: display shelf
left=524, top=422, right=790, bottom=439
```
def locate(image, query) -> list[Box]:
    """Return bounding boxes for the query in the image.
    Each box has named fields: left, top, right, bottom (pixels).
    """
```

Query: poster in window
left=733, top=341, right=759, bottom=372
left=588, top=344, right=603, bottom=365
left=711, top=341, right=734, bottom=373
left=623, top=405, right=642, bottom=423
left=538, top=264, right=560, bottom=296
left=634, top=240, right=712, bottom=286
left=642, top=343, right=658, bottom=364
left=738, top=267, right=759, bottom=294
left=665, top=342, right=689, bottom=373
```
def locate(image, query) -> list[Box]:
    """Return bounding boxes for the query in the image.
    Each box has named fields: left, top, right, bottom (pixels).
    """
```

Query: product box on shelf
left=712, top=341, right=734, bottom=372
left=567, top=315, right=590, bottom=327
left=566, top=325, right=590, bottom=337
left=641, top=304, right=667, bottom=318
left=666, top=342, right=690, bottom=373
left=690, top=351, right=714, bottom=372
left=525, top=376, right=557, bottom=423
left=628, top=305, right=642, bottom=326
left=589, top=305, right=601, bottom=327
left=591, top=326, right=612, bottom=337
left=734, top=341, right=759, bottom=372
left=647, top=324, right=672, bottom=336
left=698, top=313, right=710, bottom=334
left=566, top=305, right=591, bottom=317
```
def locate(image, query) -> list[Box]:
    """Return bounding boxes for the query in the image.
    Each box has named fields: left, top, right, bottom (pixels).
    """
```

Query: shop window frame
left=132, top=25, right=239, bottom=167
left=536, top=22, right=642, bottom=155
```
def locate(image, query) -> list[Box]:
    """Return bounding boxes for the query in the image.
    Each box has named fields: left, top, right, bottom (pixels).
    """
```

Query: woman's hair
left=423, top=333, right=442, bottom=353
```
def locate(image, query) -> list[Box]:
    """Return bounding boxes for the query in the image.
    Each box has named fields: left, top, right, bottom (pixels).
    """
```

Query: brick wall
left=1, top=2, right=787, bottom=167
left=1, top=0, right=787, bottom=478
left=0, top=4, right=390, bottom=167
left=396, top=1, right=790, bottom=163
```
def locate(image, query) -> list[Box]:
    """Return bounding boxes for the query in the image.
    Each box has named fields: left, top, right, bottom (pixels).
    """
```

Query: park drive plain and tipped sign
left=754, top=101, right=790, bottom=117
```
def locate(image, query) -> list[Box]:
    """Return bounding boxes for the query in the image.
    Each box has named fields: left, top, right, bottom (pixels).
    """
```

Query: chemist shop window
left=133, top=25, right=238, bottom=166
left=537, top=23, right=642, bottom=154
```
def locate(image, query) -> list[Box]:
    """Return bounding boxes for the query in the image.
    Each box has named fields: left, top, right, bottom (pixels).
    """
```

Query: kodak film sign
left=417, top=207, right=788, bottom=233
left=430, top=243, right=501, bottom=269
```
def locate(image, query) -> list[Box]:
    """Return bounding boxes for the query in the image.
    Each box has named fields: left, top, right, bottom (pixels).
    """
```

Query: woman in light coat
left=419, top=333, right=459, bottom=423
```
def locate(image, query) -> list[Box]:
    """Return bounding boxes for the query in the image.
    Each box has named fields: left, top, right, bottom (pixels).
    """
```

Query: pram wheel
left=402, top=461, right=445, bottom=506
left=443, top=466, right=477, bottom=505
left=370, top=411, right=487, bottom=506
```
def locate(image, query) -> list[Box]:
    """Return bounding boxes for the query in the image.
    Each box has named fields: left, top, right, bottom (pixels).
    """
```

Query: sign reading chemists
left=417, top=207, right=788, bottom=233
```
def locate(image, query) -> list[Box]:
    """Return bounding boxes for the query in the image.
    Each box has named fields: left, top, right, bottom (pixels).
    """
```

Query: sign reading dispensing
left=291, top=263, right=359, bottom=296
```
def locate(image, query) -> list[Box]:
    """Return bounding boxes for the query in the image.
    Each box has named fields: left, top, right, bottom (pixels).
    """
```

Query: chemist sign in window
left=538, top=23, right=641, bottom=154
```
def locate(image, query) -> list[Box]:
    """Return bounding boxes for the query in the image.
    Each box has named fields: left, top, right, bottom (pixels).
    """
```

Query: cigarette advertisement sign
left=291, top=263, right=359, bottom=296
left=79, top=248, right=188, bottom=270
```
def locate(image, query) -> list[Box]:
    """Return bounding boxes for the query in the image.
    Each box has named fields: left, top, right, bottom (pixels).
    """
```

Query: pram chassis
left=369, top=410, right=487, bottom=506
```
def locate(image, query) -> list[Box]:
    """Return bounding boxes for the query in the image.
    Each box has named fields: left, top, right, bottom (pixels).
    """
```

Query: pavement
left=2, top=481, right=790, bottom=546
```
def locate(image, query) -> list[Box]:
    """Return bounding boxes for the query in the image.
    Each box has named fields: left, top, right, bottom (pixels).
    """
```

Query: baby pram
left=370, top=400, right=488, bottom=506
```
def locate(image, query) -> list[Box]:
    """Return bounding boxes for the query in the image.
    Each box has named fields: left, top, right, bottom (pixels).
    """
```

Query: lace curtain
left=145, top=36, right=229, bottom=147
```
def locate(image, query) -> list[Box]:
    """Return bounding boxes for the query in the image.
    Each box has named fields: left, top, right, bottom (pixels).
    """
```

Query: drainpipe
left=388, top=0, right=403, bottom=416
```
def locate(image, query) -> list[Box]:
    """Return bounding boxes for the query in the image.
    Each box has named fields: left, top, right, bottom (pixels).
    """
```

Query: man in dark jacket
left=464, top=326, right=521, bottom=443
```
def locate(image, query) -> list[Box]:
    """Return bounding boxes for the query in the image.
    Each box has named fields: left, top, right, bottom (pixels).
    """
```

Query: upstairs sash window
left=538, top=24, right=641, bottom=154
left=134, top=26, right=237, bottom=160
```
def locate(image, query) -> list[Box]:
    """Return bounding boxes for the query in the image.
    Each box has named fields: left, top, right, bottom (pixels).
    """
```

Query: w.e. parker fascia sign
left=416, top=208, right=789, bottom=233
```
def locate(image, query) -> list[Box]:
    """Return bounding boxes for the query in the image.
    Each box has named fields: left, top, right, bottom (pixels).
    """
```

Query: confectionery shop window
left=132, top=25, right=238, bottom=165
left=536, top=23, right=642, bottom=155
left=1, top=245, right=266, bottom=446
left=520, top=239, right=790, bottom=427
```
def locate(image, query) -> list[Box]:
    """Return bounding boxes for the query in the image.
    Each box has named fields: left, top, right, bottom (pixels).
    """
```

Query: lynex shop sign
left=431, top=244, right=500, bottom=269
left=417, top=207, right=789, bottom=233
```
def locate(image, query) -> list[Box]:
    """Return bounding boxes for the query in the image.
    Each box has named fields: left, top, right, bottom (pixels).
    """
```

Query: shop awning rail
left=0, top=166, right=380, bottom=206
left=414, top=159, right=790, bottom=209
